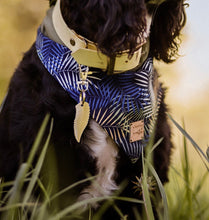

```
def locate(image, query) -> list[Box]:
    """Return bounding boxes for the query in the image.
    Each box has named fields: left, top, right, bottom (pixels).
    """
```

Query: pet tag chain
left=74, top=65, right=90, bottom=143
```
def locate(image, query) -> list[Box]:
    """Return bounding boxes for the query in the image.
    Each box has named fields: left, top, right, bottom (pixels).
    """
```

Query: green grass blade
left=0, top=202, right=36, bottom=212
left=49, top=196, right=109, bottom=220
left=88, top=206, right=92, bottom=220
left=1, top=164, right=28, bottom=220
left=168, top=114, right=209, bottom=170
left=49, top=195, right=143, bottom=220
left=92, top=180, right=134, bottom=220
left=150, top=137, right=164, bottom=153
left=194, top=171, right=208, bottom=195
left=181, top=120, right=195, bottom=220
left=50, top=176, right=96, bottom=202
left=112, top=203, right=125, bottom=219
left=171, top=166, right=193, bottom=190
left=206, top=147, right=209, bottom=159
left=35, top=199, right=49, bottom=220
left=5, top=163, right=28, bottom=205
left=36, top=178, right=50, bottom=203
left=37, top=176, right=100, bottom=220
left=26, top=113, right=51, bottom=172
left=30, top=198, right=40, bottom=220
left=141, top=150, right=155, bottom=220
left=110, top=196, right=143, bottom=204
left=22, top=118, right=53, bottom=205
left=146, top=160, right=169, bottom=220
left=182, top=120, right=190, bottom=182
left=133, top=206, right=143, bottom=220
left=0, top=114, right=50, bottom=220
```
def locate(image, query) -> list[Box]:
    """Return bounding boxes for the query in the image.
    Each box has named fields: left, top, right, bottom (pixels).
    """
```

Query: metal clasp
left=77, top=64, right=89, bottom=105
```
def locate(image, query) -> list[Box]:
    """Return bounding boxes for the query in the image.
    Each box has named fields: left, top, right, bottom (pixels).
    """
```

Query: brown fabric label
left=130, top=120, right=144, bottom=143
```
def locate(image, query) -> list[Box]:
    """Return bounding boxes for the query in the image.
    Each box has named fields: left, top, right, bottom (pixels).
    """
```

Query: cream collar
left=47, top=0, right=149, bottom=74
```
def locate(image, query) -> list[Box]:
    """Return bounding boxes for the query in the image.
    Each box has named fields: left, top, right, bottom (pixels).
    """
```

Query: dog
left=0, top=0, right=186, bottom=218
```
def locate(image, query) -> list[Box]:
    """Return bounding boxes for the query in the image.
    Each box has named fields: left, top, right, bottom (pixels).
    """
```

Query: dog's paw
left=77, top=191, right=99, bottom=210
left=77, top=183, right=117, bottom=210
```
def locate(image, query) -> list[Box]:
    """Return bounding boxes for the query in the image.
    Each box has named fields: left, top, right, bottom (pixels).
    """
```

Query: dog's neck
left=40, top=1, right=150, bottom=74
left=40, top=7, right=63, bottom=46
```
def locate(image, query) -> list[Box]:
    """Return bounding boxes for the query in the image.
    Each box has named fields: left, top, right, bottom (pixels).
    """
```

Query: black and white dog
left=0, top=0, right=186, bottom=218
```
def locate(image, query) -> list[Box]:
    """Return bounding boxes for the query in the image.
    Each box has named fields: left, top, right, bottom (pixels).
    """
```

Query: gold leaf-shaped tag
left=74, top=101, right=90, bottom=143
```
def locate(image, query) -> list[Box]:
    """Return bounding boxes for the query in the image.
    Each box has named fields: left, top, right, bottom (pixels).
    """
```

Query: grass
left=0, top=114, right=208, bottom=220
left=165, top=115, right=209, bottom=220
left=0, top=1, right=208, bottom=218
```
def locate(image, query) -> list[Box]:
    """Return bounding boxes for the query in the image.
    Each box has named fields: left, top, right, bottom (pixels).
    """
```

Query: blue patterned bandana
left=36, top=29, right=161, bottom=158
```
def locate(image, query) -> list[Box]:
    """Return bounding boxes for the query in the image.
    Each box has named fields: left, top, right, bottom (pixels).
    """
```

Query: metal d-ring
left=79, top=91, right=86, bottom=106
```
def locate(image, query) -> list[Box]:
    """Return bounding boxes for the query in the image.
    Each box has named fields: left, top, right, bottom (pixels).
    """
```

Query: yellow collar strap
left=52, top=0, right=147, bottom=74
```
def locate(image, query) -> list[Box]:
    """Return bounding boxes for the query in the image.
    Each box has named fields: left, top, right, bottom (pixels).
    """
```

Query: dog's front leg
left=78, top=119, right=119, bottom=208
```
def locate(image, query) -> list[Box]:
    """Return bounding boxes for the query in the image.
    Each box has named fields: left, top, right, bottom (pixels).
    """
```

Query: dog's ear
left=49, top=0, right=57, bottom=7
left=149, top=0, right=187, bottom=63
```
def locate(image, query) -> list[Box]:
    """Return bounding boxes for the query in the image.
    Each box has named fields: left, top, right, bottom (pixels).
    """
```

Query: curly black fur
left=149, top=0, right=187, bottom=62
left=60, top=0, right=186, bottom=61
left=0, top=0, right=186, bottom=218
left=60, top=0, right=147, bottom=57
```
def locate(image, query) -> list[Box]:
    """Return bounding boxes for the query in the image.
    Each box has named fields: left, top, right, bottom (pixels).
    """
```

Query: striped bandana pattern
left=36, top=29, right=161, bottom=158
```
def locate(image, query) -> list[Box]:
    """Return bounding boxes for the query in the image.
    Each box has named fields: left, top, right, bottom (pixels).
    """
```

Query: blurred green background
left=0, top=0, right=208, bottom=187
